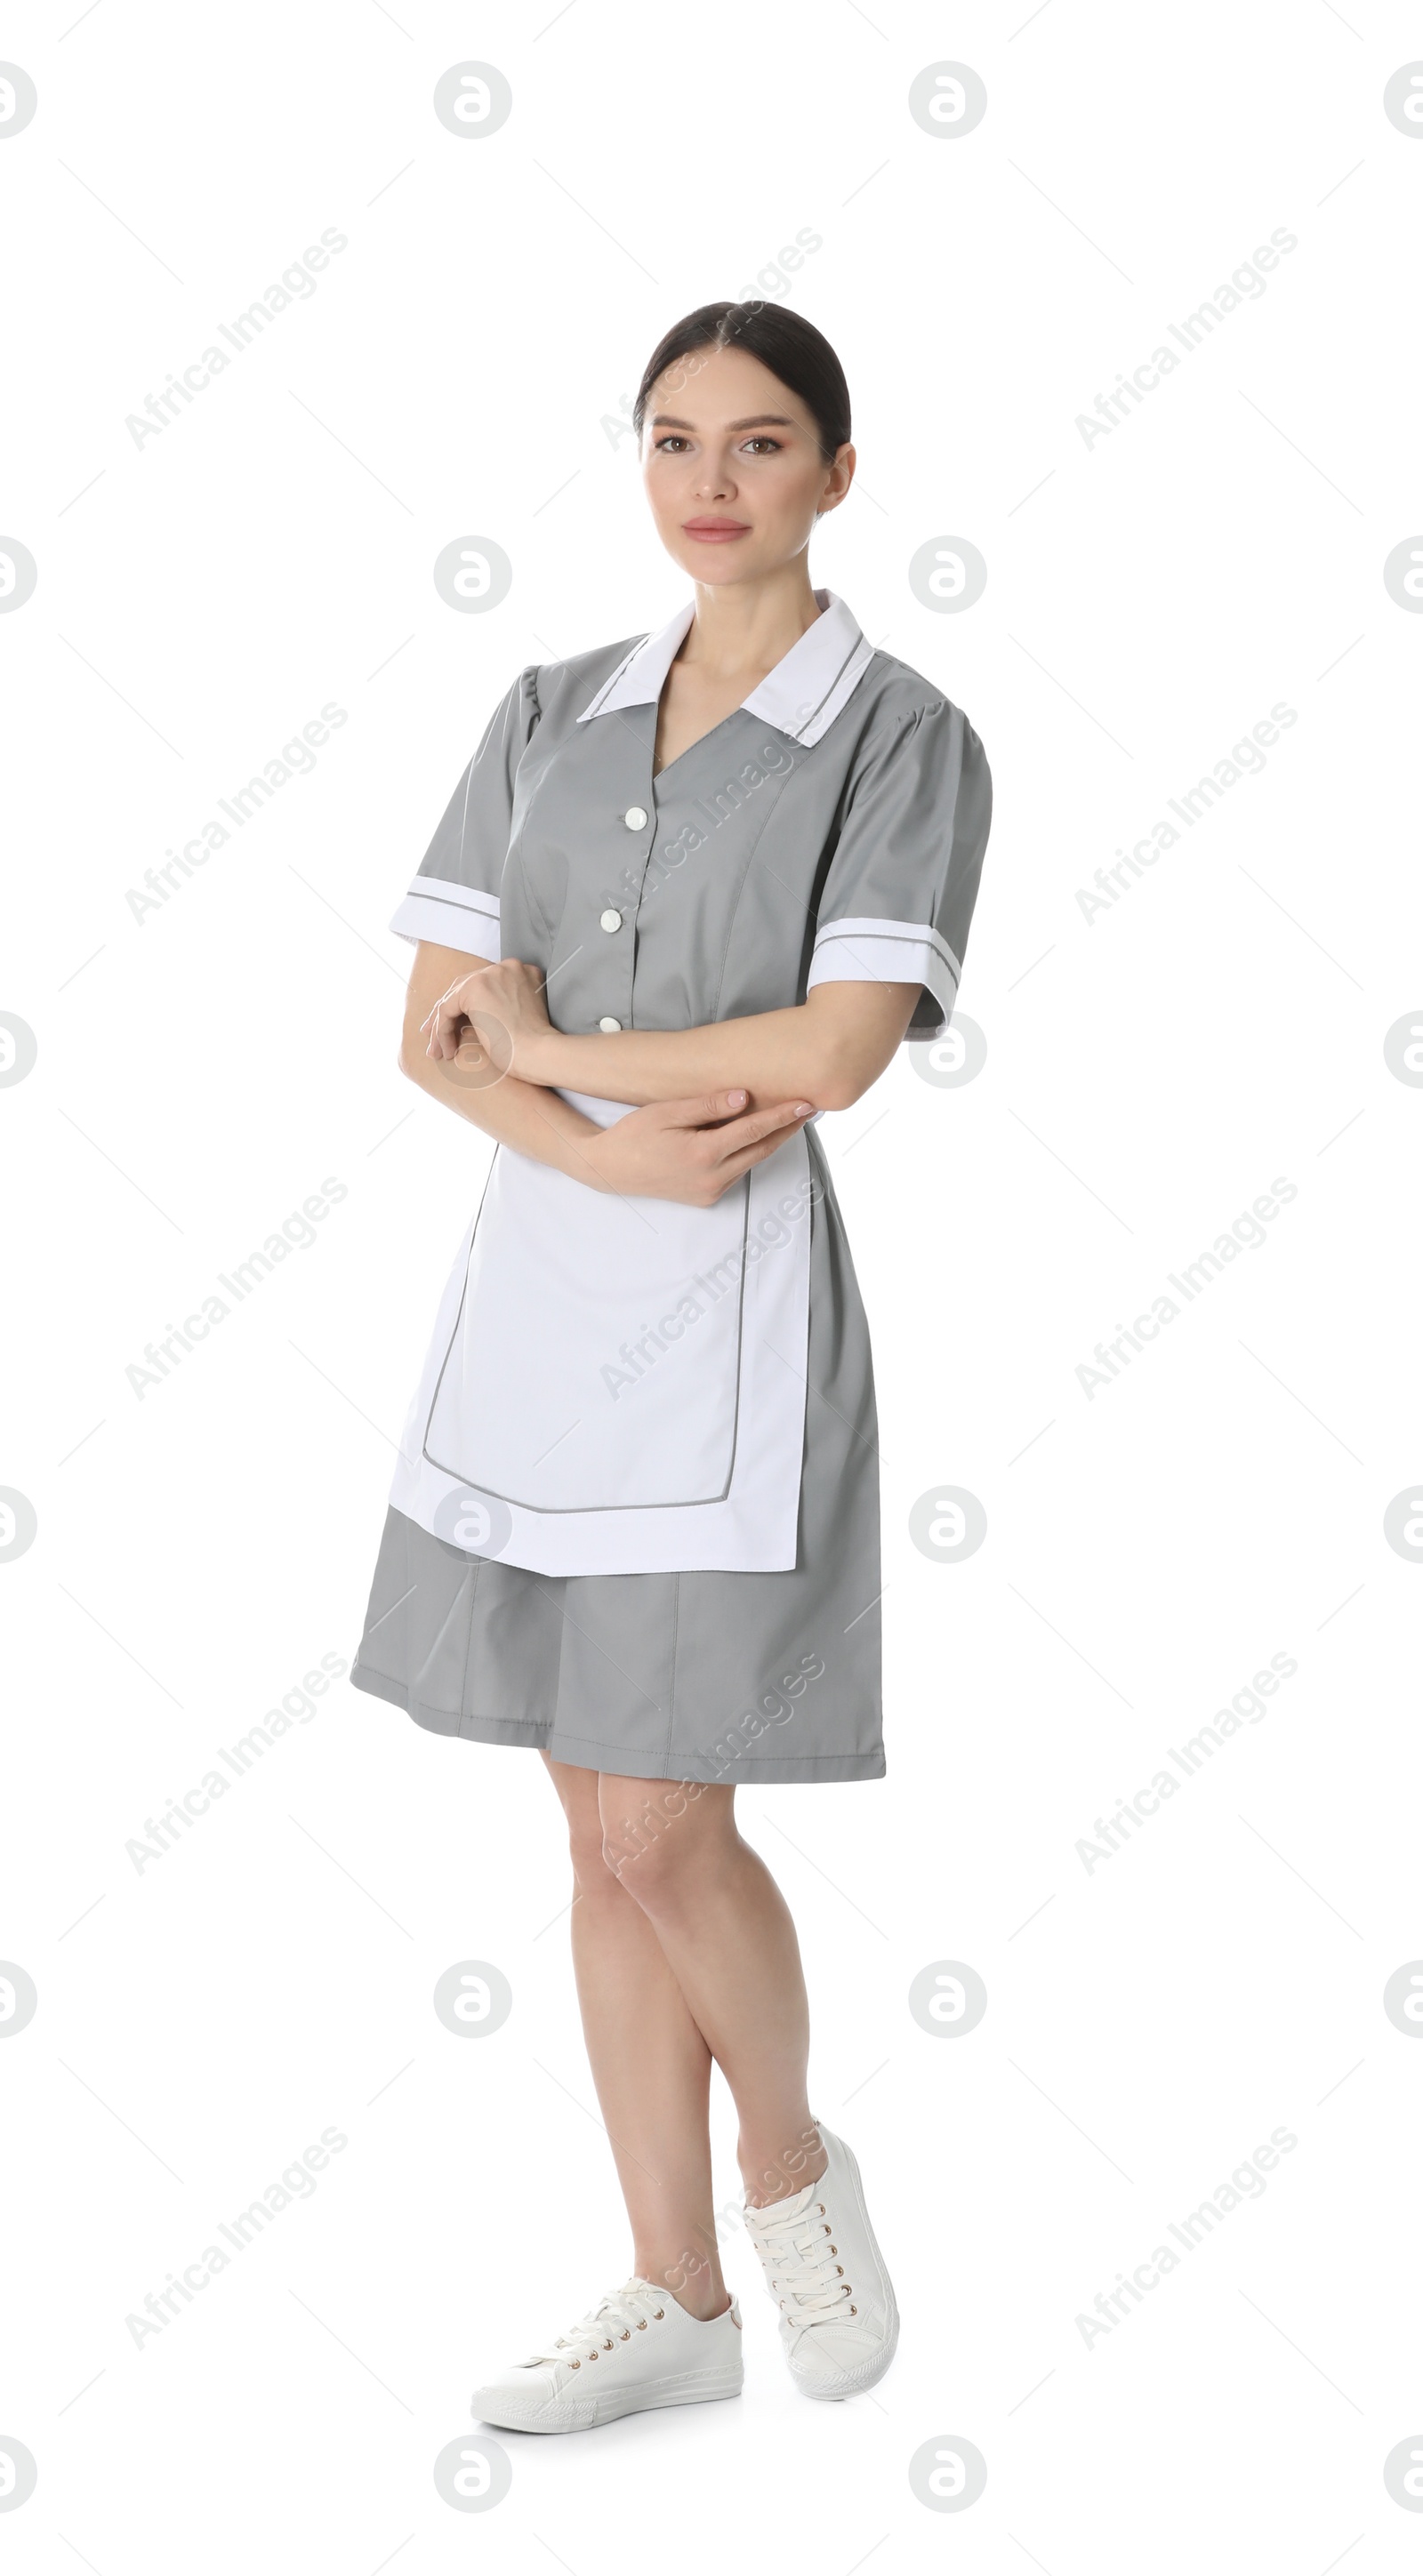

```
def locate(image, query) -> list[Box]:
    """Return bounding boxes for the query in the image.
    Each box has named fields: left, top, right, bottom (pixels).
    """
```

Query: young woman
left=352, top=302, right=992, bottom=2432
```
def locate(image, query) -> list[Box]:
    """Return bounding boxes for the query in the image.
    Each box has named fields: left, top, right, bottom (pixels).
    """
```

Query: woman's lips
left=682, top=519, right=751, bottom=542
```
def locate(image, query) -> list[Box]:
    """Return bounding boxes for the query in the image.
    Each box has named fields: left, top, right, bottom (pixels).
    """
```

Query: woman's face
left=640, top=341, right=854, bottom=588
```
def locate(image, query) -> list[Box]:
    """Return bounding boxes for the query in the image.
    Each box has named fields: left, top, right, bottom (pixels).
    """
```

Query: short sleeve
left=388, top=667, right=542, bottom=958
left=806, top=698, right=992, bottom=1040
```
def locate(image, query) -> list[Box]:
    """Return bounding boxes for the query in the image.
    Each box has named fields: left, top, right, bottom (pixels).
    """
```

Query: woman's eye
left=653, top=433, right=783, bottom=456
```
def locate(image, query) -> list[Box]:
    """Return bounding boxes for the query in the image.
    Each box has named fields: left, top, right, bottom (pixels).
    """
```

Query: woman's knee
left=599, top=1778, right=736, bottom=1912
left=543, top=1757, right=621, bottom=1894
left=568, top=1818, right=621, bottom=1897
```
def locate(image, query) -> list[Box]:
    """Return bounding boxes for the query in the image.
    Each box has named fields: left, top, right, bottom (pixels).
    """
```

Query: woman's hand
left=575, top=1092, right=815, bottom=1207
left=420, top=959, right=552, bottom=1077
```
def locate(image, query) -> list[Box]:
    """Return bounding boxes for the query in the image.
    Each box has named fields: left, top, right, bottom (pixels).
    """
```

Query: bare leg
left=541, top=1754, right=729, bottom=2317
left=598, top=1778, right=829, bottom=2210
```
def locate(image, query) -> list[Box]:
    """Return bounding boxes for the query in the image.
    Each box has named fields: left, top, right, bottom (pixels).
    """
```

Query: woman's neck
left=677, top=560, right=824, bottom=687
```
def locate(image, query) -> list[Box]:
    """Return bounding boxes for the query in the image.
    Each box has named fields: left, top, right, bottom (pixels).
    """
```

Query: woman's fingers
left=708, top=1101, right=814, bottom=1164
left=653, top=1092, right=811, bottom=1139
left=703, top=1105, right=815, bottom=1187
left=655, top=1089, right=752, bottom=1129
left=422, top=984, right=473, bottom=1057
left=421, top=959, right=547, bottom=1059
left=580, top=1093, right=813, bottom=1207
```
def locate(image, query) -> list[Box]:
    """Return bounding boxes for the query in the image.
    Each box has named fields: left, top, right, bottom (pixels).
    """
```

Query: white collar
left=575, top=589, right=874, bottom=750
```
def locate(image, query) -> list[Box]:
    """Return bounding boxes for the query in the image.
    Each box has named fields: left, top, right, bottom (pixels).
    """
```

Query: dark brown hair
left=632, top=302, right=851, bottom=464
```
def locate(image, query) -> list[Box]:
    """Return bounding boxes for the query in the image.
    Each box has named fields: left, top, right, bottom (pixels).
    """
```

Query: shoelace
left=744, top=2187, right=856, bottom=2322
left=523, top=2279, right=668, bottom=2371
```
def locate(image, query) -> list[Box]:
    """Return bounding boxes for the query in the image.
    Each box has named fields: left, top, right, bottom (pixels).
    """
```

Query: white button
left=598, top=1015, right=622, bottom=1033
left=623, top=806, right=647, bottom=831
left=599, top=908, right=623, bottom=933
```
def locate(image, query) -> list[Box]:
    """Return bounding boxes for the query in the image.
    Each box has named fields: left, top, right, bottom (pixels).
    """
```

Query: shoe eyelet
left=637, top=2319, right=647, bottom=2330
left=849, top=2305, right=857, bottom=2315
left=620, top=2330, right=631, bottom=2340
left=654, top=2309, right=664, bottom=2319
left=602, top=2338, right=614, bottom=2349
left=835, top=2265, right=844, bottom=2276
left=569, top=2358, right=581, bottom=2369
left=817, top=2203, right=825, bottom=2214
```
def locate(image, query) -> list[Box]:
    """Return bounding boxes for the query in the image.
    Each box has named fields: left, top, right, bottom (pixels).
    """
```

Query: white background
left=4, top=0, right=1422, bottom=2565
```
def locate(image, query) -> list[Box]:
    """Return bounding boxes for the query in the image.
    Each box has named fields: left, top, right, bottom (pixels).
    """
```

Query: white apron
left=388, top=1096, right=814, bottom=1577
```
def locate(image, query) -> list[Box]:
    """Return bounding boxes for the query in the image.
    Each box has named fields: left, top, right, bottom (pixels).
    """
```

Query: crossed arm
left=398, top=943, right=918, bottom=1207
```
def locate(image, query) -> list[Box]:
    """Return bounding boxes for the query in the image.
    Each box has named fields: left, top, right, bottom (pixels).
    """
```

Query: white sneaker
left=470, top=2276, right=744, bottom=2433
left=742, top=2123, right=898, bottom=2400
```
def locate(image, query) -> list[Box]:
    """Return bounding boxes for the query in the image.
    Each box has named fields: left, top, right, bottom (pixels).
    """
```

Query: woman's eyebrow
left=649, top=413, right=798, bottom=431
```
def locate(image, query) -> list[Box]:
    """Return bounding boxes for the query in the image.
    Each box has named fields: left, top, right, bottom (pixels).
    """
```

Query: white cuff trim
left=389, top=879, right=501, bottom=959
left=807, top=916, right=960, bottom=1029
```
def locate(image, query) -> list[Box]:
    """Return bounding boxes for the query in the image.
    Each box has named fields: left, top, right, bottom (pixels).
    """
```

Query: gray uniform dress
left=350, top=592, right=991, bottom=1784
